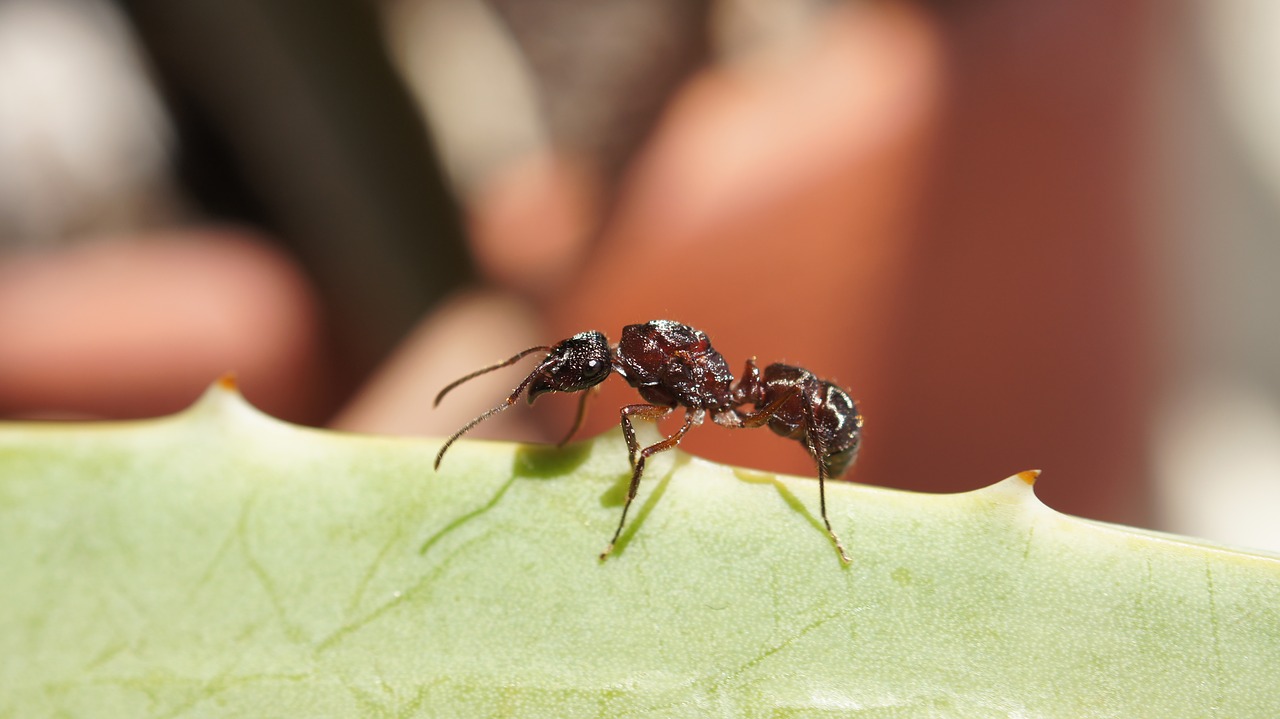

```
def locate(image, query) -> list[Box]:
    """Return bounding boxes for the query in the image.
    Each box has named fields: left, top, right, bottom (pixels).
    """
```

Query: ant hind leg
left=808, top=436, right=852, bottom=565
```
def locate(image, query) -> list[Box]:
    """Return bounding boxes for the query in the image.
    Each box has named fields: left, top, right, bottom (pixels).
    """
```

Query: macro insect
left=433, top=319, right=863, bottom=563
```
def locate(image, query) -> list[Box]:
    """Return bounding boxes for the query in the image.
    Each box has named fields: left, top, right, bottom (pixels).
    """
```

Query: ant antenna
left=433, top=346, right=552, bottom=407
left=433, top=346, right=551, bottom=469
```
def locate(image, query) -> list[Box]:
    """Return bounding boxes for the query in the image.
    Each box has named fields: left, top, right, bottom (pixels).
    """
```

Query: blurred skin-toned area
left=1, top=0, right=1163, bottom=531
left=0, top=230, right=330, bottom=422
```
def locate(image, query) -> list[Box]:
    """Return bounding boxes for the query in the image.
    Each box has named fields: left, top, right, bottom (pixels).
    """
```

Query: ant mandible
left=433, top=319, right=862, bottom=563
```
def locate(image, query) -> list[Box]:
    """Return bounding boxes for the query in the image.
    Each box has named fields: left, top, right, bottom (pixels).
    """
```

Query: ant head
left=527, top=331, right=613, bottom=403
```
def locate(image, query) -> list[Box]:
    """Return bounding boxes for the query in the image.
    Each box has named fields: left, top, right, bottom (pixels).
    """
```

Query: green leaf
left=2, top=380, right=1278, bottom=717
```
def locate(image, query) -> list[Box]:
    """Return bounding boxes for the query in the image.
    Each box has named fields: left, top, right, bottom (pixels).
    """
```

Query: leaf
left=2, top=380, right=1278, bottom=717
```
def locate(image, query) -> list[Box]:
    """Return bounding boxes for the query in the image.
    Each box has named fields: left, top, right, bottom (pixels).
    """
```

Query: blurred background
left=1, top=0, right=1277, bottom=552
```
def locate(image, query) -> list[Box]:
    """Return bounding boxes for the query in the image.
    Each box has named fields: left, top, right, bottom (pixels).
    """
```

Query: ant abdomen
left=755, top=363, right=863, bottom=479
left=809, top=381, right=862, bottom=478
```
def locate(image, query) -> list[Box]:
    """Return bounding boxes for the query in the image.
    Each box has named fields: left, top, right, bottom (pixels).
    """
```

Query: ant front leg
left=557, top=386, right=598, bottom=447
left=619, top=403, right=670, bottom=469
left=603, top=405, right=692, bottom=560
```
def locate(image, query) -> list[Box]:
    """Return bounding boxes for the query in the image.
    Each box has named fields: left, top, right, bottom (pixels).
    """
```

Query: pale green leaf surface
left=1, top=381, right=1278, bottom=717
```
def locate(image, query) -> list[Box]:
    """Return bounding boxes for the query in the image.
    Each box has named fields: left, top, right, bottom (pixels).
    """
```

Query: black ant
left=433, top=320, right=862, bottom=563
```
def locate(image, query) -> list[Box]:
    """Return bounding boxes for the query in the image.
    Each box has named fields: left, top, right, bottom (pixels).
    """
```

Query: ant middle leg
left=736, top=390, right=797, bottom=429
left=712, top=387, right=797, bottom=430
left=602, top=406, right=695, bottom=560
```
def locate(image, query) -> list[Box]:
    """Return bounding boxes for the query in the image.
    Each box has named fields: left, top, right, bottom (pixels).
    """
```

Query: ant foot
left=832, top=536, right=852, bottom=565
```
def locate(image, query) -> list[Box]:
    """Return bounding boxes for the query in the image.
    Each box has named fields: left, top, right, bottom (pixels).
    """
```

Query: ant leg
left=557, top=386, right=596, bottom=447
left=601, top=409, right=696, bottom=560
left=736, top=389, right=796, bottom=429
left=619, top=403, right=670, bottom=469
left=714, top=387, right=797, bottom=430
left=807, top=434, right=852, bottom=565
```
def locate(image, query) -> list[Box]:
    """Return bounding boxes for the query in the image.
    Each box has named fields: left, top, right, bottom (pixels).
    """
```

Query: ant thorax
left=614, top=321, right=737, bottom=412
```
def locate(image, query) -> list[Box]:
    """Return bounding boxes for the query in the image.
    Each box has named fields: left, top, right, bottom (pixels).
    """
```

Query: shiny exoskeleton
left=433, top=319, right=862, bottom=563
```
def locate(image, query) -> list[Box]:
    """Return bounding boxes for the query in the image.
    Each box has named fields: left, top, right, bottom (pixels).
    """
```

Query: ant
left=433, top=319, right=862, bottom=563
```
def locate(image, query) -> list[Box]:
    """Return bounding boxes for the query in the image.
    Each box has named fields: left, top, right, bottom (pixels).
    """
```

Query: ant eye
left=583, top=357, right=609, bottom=379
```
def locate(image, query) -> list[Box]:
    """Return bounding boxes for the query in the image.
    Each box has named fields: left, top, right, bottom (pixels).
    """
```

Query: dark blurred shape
left=117, top=0, right=473, bottom=387
left=486, top=0, right=712, bottom=186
